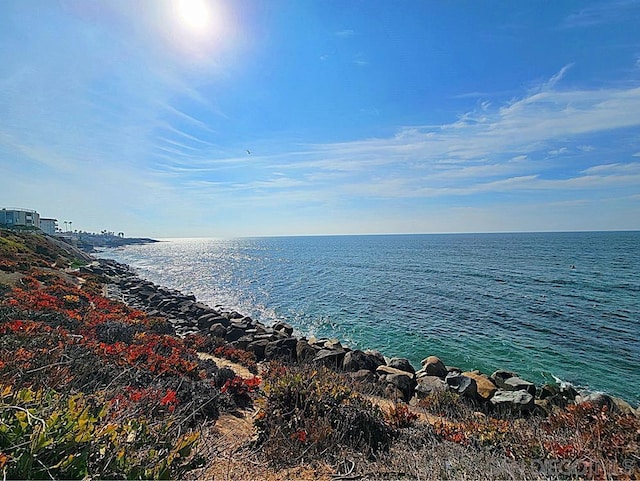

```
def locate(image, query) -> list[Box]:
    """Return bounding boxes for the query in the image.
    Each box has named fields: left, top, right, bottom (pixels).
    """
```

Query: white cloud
left=581, top=162, right=640, bottom=175
left=578, top=145, right=595, bottom=152
left=563, top=0, right=640, bottom=28
left=335, top=29, right=356, bottom=37
left=548, top=147, right=569, bottom=156
left=542, top=63, right=573, bottom=90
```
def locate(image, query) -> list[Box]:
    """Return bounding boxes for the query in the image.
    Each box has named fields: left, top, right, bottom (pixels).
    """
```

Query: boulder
left=324, top=339, right=343, bottom=351
left=388, top=358, right=415, bottom=375
left=610, top=397, right=636, bottom=416
left=343, top=350, right=384, bottom=372
left=414, top=375, right=447, bottom=399
left=192, top=302, right=211, bottom=313
left=540, top=383, right=578, bottom=403
left=313, top=349, right=346, bottom=369
left=230, top=319, right=251, bottom=331
left=178, top=300, right=195, bottom=313
left=246, top=339, right=269, bottom=360
left=462, top=371, right=497, bottom=401
left=273, top=321, right=294, bottom=336
left=538, top=384, right=571, bottom=409
left=224, top=326, right=247, bottom=343
left=490, top=370, right=517, bottom=388
left=490, top=389, right=535, bottom=413
left=296, top=340, right=318, bottom=363
left=209, top=323, right=227, bottom=339
left=198, top=314, right=228, bottom=330
left=231, top=335, right=254, bottom=350
left=377, top=365, right=416, bottom=402
left=503, top=376, right=536, bottom=396
left=348, top=369, right=377, bottom=384
left=384, top=385, right=407, bottom=402
left=575, top=392, right=612, bottom=408
left=421, top=356, right=448, bottom=379
left=264, top=337, right=298, bottom=361
left=366, top=350, right=386, bottom=367
left=445, top=372, right=477, bottom=398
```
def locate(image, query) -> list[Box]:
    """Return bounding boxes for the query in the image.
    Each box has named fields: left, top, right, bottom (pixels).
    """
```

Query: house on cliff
left=40, top=218, right=58, bottom=235
left=0, top=207, right=40, bottom=229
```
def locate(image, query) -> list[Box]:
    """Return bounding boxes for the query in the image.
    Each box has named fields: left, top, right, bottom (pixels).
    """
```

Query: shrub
left=213, top=345, right=258, bottom=373
left=417, top=390, right=473, bottom=420
left=385, top=403, right=419, bottom=429
left=541, top=402, right=640, bottom=479
left=0, top=385, right=201, bottom=480
left=254, top=363, right=394, bottom=467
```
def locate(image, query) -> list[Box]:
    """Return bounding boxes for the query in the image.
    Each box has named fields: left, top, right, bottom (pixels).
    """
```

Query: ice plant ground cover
left=1, top=229, right=639, bottom=480
left=0, top=230, right=260, bottom=479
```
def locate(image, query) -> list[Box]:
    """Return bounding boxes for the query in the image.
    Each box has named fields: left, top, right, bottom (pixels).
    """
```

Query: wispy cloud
left=563, top=0, right=640, bottom=28
left=334, top=29, right=356, bottom=37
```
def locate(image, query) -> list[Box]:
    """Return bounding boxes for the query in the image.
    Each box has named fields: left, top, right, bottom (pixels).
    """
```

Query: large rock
left=231, top=335, right=254, bottom=350
left=273, top=321, right=294, bottom=337
left=421, top=356, right=448, bottom=379
left=296, top=340, right=318, bottom=363
left=462, top=371, right=497, bottom=401
left=323, top=339, right=343, bottom=351
left=538, top=384, right=572, bottom=409
left=199, top=314, right=229, bottom=330
left=348, top=369, right=377, bottom=384
left=313, top=349, right=346, bottom=369
left=376, top=365, right=416, bottom=402
left=490, top=389, right=535, bottom=413
left=366, top=350, right=386, bottom=367
left=342, top=349, right=383, bottom=372
left=570, top=392, right=635, bottom=416
left=246, top=339, right=269, bottom=360
left=445, top=372, right=477, bottom=398
left=610, top=396, right=636, bottom=416
left=264, top=337, right=298, bottom=361
left=503, top=376, right=536, bottom=396
left=209, top=323, right=227, bottom=338
left=224, top=326, right=247, bottom=343
left=490, top=369, right=517, bottom=388
left=388, top=358, right=415, bottom=375
left=414, top=375, right=447, bottom=399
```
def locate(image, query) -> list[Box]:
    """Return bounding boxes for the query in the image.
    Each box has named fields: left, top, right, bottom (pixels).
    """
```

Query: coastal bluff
left=87, top=257, right=639, bottom=417
left=2, top=229, right=639, bottom=480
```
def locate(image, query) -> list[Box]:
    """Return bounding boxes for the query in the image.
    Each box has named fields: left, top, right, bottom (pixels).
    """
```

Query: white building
left=0, top=208, right=41, bottom=229
left=40, top=218, right=58, bottom=235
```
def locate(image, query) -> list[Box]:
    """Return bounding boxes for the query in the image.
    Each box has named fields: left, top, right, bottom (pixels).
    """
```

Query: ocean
left=98, top=231, right=640, bottom=405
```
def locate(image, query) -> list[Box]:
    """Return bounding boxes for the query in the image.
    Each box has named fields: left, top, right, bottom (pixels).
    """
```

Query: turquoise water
left=99, top=232, right=640, bottom=405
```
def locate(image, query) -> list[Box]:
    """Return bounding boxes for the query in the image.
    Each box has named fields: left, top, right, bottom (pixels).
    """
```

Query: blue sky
left=1, top=0, right=639, bottom=237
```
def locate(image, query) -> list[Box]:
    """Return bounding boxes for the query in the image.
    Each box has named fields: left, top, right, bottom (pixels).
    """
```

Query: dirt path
left=196, top=352, right=256, bottom=380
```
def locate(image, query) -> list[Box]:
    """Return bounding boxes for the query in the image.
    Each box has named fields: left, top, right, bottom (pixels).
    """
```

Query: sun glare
left=175, top=0, right=211, bottom=33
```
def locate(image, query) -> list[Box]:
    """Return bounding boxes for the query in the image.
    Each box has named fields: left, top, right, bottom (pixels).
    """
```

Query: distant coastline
left=52, top=232, right=158, bottom=253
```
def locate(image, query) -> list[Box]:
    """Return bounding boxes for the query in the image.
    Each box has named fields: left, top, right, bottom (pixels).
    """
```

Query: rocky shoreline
left=85, top=257, right=640, bottom=418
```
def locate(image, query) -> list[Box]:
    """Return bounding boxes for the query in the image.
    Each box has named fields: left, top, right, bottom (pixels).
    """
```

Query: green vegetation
left=254, top=363, right=394, bottom=467
left=0, top=386, right=200, bottom=479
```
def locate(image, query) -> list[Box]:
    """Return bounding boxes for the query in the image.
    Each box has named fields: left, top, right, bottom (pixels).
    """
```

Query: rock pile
left=84, top=258, right=639, bottom=417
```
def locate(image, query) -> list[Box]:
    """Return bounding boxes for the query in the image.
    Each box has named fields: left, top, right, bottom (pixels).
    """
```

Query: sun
left=175, top=0, right=211, bottom=34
